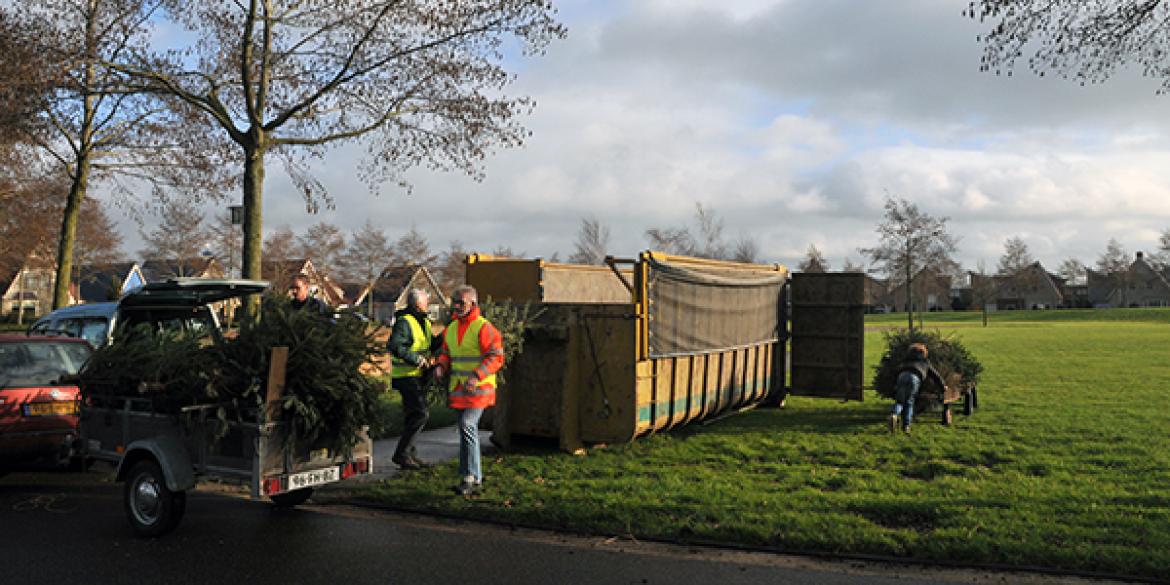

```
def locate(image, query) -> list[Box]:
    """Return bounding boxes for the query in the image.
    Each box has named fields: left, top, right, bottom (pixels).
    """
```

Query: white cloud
left=108, top=0, right=1170, bottom=277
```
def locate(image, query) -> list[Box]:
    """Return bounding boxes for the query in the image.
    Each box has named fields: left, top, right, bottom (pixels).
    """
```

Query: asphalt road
left=0, top=466, right=1142, bottom=585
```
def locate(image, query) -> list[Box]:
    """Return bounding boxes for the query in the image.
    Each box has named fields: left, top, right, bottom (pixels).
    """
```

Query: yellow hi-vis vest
left=391, top=314, right=432, bottom=378
left=445, top=316, right=496, bottom=409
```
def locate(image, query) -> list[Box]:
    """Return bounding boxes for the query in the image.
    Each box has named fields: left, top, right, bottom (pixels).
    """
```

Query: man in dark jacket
left=889, top=342, right=948, bottom=434
left=387, top=288, right=443, bottom=469
left=288, top=274, right=331, bottom=315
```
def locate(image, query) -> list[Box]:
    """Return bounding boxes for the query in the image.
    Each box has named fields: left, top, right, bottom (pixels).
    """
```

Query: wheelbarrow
left=929, top=372, right=978, bottom=426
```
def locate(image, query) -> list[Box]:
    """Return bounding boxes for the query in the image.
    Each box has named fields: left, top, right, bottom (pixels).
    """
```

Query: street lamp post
left=228, top=205, right=243, bottom=278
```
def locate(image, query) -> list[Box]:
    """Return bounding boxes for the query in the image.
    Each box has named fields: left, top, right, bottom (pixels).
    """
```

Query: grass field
left=346, top=309, right=1170, bottom=579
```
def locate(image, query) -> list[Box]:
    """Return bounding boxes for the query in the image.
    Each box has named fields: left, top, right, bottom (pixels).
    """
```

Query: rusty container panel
left=468, top=252, right=788, bottom=450
left=789, top=273, right=865, bottom=401
left=466, top=255, right=543, bottom=302
left=541, top=264, right=633, bottom=304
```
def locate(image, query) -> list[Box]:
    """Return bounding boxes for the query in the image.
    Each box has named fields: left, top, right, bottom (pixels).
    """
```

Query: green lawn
left=343, top=309, right=1170, bottom=579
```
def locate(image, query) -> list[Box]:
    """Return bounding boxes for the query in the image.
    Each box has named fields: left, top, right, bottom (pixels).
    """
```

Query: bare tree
left=841, top=257, right=865, bottom=273
left=0, top=11, right=59, bottom=161
left=798, top=244, right=829, bottom=273
left=263, top=225, right=297, bottom=263
left=568, top=216, right=610, bottom=265
left=1150, top=229, right=1170, bottom=271
left=490, top=245, right=525, bottom=259
left=645, top=226, right=695, bottom=256
left=395, top=225, right=436, bottom=267
left=996, top=236, right=1035, bottom=276
left=693, top=203, right=727, bottom=259
left=11, top=0, right=221, bottom=309
left=0, top=173, right=63, bottom=278
left=139, top=196, right=212, bottom=276
left=435, top=240, right=469, bottom=294
left=343, top=221, right=392, bottom=314
left=1057, top=257, right=1087, bottom=283
left=969, top=1, right=1170, bottom=93
left=862, top=196, right=959, bottom=331
left=731, top=235, right=761, bottom=264
left=1096, top=238, right=1132, bottom=307
left=297, top=221, right=346, bottom=277
left=970, top=260, right=997, bottom=327
left=110, top=1, right=565, bottom=313
left=208, top=209, right=242, bottom=278
left=645, top=202, right=732, bottom=260
left=995, top=235, right=1042, bottom=303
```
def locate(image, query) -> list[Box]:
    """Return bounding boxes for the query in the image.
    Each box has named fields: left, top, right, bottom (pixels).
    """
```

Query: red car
left=0, top=334, right=92, bottom=471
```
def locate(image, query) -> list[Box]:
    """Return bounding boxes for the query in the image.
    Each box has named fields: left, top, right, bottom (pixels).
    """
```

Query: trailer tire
left=270, top=488, right=314, bottom=508
left=124, top=459, right=186, bottom=537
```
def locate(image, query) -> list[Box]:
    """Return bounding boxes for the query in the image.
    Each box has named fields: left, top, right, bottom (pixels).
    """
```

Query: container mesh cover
left=647, top=258, right=785, bottom=356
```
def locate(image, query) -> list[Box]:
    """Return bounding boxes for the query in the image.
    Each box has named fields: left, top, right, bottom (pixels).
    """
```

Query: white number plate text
left=287, top=466, right=340, bottom=490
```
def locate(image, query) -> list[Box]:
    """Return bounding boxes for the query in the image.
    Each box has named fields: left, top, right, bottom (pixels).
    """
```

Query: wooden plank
left=266, top=346, right=289, bottom=421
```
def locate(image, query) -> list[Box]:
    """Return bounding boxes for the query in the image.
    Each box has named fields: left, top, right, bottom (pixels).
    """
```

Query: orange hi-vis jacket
left=436, top=306, right=504, bottom=409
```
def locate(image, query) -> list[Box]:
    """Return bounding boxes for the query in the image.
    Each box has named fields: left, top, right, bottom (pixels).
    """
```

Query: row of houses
left=0, top=255, right=448, bottom=323
left=861, top=251, right=1170, bottom=312
left=8, top=248, right=1167, bottom=321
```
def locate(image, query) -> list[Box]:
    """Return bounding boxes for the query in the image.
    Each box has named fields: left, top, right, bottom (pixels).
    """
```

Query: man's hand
left=461, top=375, right=479, bottom=394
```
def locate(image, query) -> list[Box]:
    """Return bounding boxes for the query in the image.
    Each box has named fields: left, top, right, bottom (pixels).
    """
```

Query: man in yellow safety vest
left=388, top=288, right=442, bottom=469
left=433, top=285, right=504, bottom=496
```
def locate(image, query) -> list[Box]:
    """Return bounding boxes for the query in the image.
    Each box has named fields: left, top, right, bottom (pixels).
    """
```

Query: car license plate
left=24, top=401, right=78, bottom=416
left=286, top=466, right=340, bottom=490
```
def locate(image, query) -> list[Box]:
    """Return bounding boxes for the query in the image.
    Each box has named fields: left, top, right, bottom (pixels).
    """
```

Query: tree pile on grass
left=80, top=296, right=385, bottom=453
left=872, top=329, right=983, bottom=405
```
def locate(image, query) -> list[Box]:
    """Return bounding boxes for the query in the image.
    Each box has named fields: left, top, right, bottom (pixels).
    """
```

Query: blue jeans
left=457, top=408, right=484, bottom=483
left=891, top=371, right=921, bottom=429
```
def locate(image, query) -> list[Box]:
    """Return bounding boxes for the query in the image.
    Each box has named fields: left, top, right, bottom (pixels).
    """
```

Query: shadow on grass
left=684, top=404, right=891, bottom=436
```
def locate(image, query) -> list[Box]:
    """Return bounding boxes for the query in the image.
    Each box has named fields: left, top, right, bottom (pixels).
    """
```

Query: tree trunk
left=240, top=141, right=265, bottom=316
left=905, top=249, right=913, bottom=331
left=52, top=159, right=90, bottom=310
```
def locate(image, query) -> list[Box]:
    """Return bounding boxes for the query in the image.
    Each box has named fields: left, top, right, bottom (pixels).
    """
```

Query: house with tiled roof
left=1, top=262, right=55, bottom=320
left=363, top=264, right=448, bottom=323
left=71, top=262, right=144, bottom=303
left=1087, top=252, right=1170, bottom=308
left=140, top=256, right=223, bottom=282
left=889, top=267, right=954, bottom=313
left=968, top=262, right=1065, bottom=310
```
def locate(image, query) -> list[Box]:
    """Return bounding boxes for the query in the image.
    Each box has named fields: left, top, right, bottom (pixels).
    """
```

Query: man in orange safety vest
left=433, top=284, right=504, bottom=496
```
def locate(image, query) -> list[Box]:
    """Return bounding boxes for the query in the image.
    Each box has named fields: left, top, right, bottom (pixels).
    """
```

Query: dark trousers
left=392, top=376, right=430, bottom=460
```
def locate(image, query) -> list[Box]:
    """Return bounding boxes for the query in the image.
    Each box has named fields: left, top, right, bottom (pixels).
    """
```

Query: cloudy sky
left=119, top=0, right=1170, bottom=272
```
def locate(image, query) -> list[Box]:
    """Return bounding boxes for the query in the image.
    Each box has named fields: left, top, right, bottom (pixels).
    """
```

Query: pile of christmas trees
left=871, top=329, right=983, bottom=404
left=81, top=297, right=384, bottom=453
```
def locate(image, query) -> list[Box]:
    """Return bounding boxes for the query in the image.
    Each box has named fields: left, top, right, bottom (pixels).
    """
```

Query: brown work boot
left=392, top=455, right=430, bottom=470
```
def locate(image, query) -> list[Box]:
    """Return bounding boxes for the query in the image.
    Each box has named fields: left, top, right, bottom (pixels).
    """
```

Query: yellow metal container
left=468, top=252, right=788, bottom=450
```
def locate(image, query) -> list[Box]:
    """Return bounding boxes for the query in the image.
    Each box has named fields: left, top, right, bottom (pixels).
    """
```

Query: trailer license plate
left=287, top=467, right=339, bottom=490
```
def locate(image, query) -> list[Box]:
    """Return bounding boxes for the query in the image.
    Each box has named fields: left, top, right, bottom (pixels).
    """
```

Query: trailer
left=81, top=348, right=373, bottom=537
left=73, top=279, right=374, bottom=536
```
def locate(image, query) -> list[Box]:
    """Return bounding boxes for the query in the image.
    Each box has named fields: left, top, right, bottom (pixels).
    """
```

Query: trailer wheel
left=270, top=488, right=314, bottom=508
left=124, top=459, right=186, bottom=537
left=942, top=405, right=953, bottom=426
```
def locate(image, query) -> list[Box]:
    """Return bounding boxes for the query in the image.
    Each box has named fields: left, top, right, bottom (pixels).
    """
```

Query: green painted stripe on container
left=635, top=376, right=777, bottom=425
